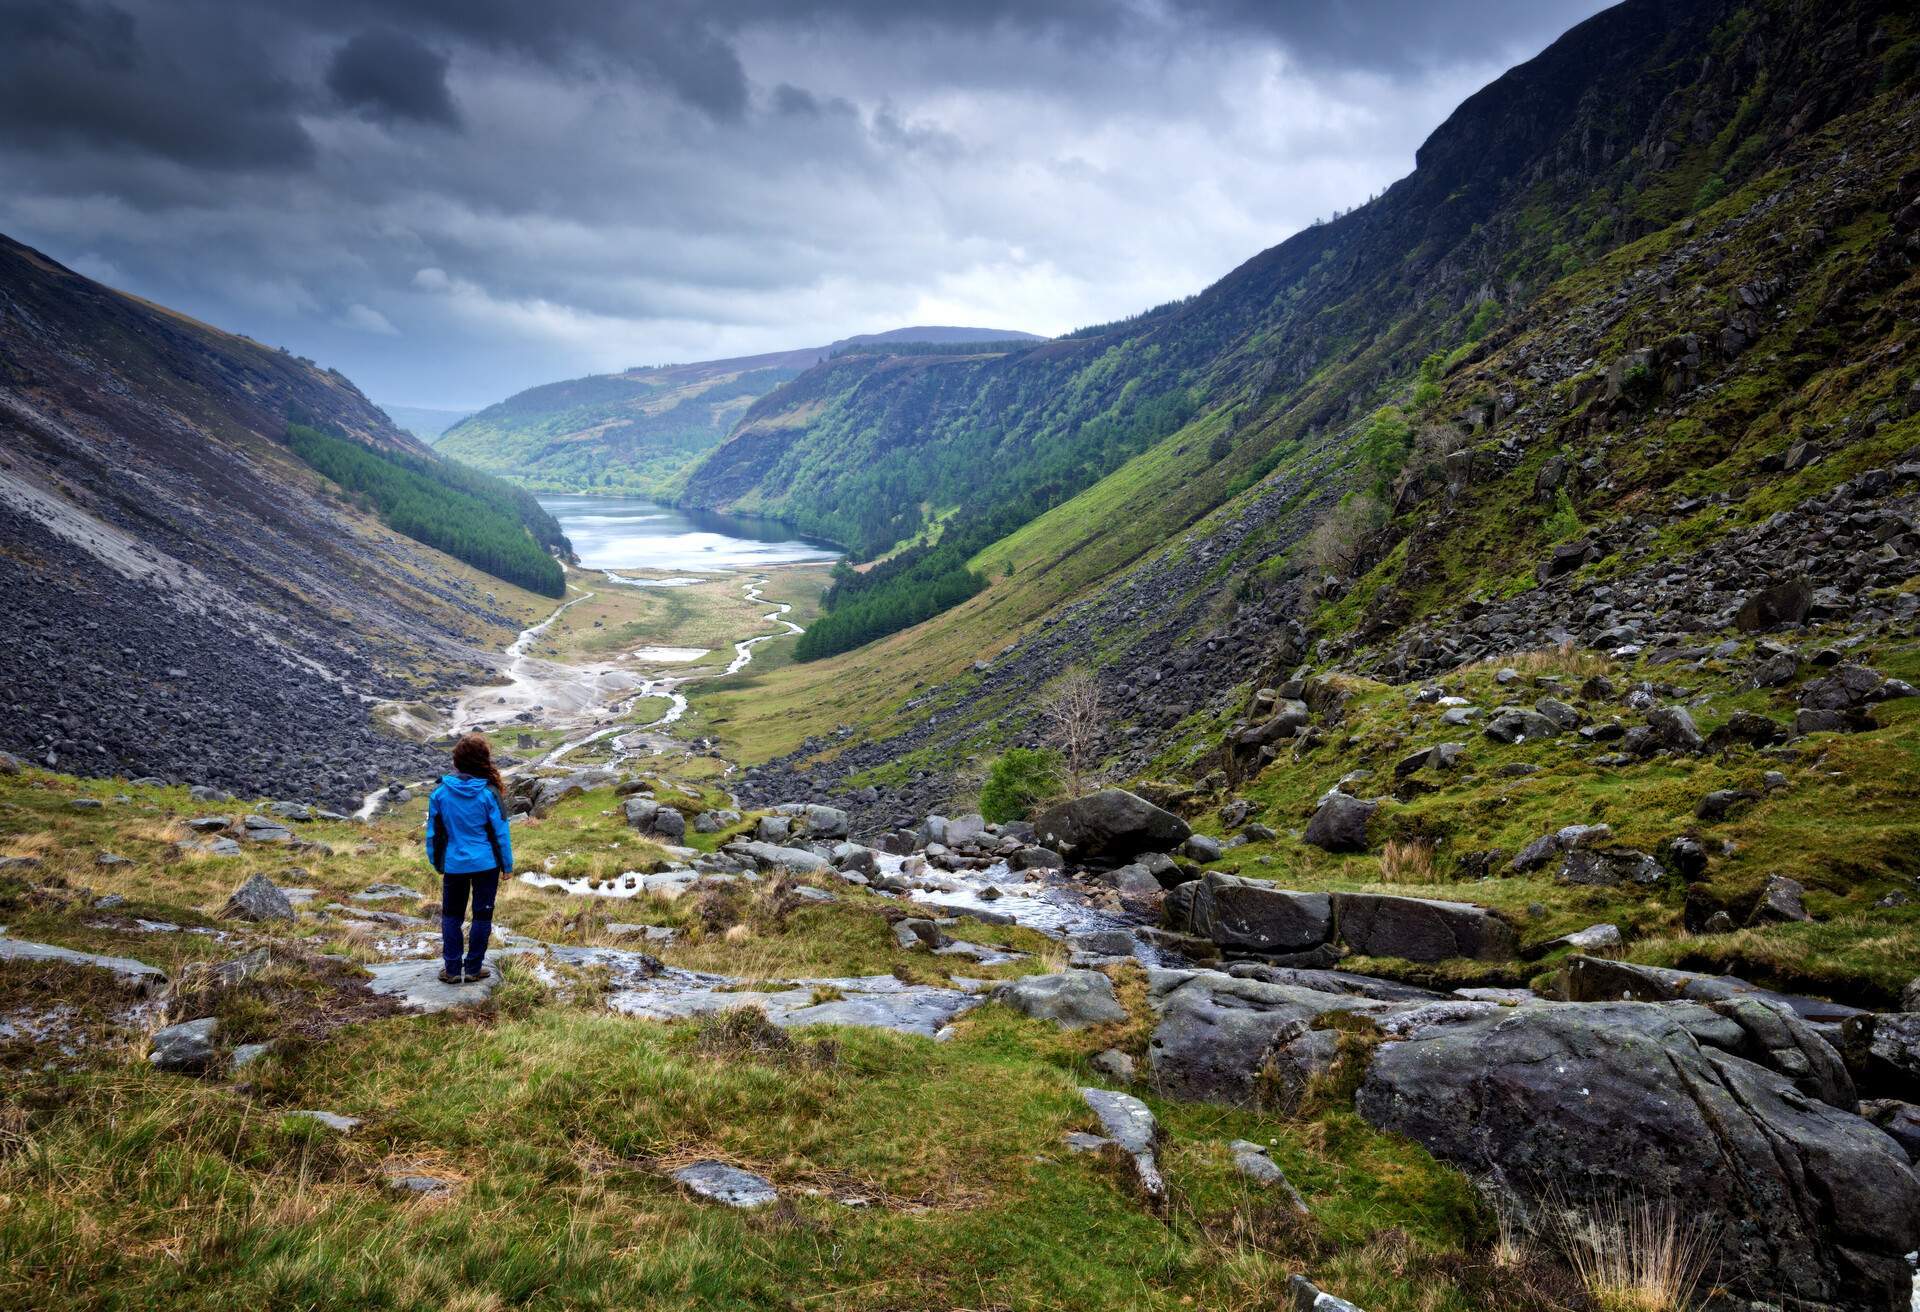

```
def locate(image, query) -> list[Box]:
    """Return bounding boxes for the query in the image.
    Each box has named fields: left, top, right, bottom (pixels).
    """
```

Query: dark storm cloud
left=0, top=0, right=314, bottom=170
left=327, top=28, right=460, bottom=128
left=0, top=0, right=1615, bottom=407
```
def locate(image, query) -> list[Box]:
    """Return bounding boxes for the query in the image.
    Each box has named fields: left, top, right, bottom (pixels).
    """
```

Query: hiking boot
left=437, top=967, right=460, bottom=984
left=462, top=967, right=489, bottom=984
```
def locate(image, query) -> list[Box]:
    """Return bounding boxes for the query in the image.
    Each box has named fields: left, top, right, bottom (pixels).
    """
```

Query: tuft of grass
left=1377, top=839, right=1436, bottom=884
left=1553, top=1196, right=1717, bottom=1312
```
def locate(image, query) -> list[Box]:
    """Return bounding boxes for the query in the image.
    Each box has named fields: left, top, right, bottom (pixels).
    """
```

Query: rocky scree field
left=0, top=236, right=567, bottom=807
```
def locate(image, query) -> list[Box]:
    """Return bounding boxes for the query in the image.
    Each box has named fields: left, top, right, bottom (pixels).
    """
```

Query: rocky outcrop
left=1330, top=893, right=1515, bottom=963
left=1356, top=1002, right=1920, bottom=1312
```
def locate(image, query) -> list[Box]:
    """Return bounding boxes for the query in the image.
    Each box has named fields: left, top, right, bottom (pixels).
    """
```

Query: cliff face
left=0, top=237, right=536, bottom=805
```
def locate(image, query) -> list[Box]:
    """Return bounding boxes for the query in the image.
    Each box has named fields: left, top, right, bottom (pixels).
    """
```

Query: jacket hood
left=439, top=773, right=495, bottom=796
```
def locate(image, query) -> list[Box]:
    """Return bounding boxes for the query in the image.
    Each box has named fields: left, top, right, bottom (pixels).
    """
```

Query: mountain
left=683, top=0, right=1915, bottom=664
left=704, top=0, right=1918, bottom=804
left=379, top=403, right=475, bottom=442
left=434, top=326, right=1043, bottom=499
left=0, top=236, right=568, bottom=806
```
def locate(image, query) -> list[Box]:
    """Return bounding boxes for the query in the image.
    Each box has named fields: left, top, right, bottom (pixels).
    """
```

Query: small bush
left=980, top=748, right=1064, bottom=824
left=1544, top=487, right=1583, bottom=541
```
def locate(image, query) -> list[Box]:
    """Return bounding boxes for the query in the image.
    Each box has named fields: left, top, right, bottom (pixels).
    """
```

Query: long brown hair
left=451, top=732, right=505, bottom=802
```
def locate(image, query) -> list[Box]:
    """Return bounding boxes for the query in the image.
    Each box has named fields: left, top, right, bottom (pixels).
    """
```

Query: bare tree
left=1306, top=493, right=1385, bottom=579
left=1040, top=665, right=1106, bottom=796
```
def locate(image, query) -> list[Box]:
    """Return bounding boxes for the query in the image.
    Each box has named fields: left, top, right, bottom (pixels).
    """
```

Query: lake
left=537, top=495, right=840, bottom=572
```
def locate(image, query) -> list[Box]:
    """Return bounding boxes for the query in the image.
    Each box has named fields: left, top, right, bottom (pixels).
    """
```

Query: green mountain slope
left=684, top=0, right=1912, bottom=663
left=436, top=327, right=1040, bottom=499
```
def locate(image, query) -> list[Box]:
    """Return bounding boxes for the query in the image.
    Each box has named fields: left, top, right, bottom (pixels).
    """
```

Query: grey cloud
left=0, top=0, right=1618, bottom=408
left=0, top=0, right=314, bottom=170
left=328, top=28, right=460, bottom=127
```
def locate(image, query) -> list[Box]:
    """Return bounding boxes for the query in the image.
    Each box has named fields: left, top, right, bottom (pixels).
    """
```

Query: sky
left=0, top=0, right=1613, bottom=411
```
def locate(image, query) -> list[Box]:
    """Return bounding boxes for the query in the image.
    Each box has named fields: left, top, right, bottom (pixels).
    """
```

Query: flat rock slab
left=672, top=1160, right=778, bottom=1208
left=607, top=971, right=980, bottom=1038
left=992, top=970, right=1128, bottom=1030
left=1332, top=893, right=1515, bottom=963
left=1564, top=955, right=1865, bottom=1032
left=353, top=883, right=421, bottom=903
left=387, top=1173, right=455, bottom=1198
left=366, top=959, right=505, bottom=1013
left=726, top=841, right=830, bottom=875
left=0, top=936, right=167, bottom=993
left=1080, top=1086, right=1164, bottom=1198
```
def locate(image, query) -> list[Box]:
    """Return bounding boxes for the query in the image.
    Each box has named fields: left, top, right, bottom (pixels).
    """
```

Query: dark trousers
left=441, top=870, right=500, bottom=975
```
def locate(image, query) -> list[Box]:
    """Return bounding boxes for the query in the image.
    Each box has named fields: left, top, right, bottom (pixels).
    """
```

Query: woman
left=424, top=733, right=514, bottom=984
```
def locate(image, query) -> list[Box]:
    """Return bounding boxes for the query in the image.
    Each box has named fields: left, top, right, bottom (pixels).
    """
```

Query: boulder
left=992, top=971, right=1127, bottom=1030
left=220, top=873, right=295, bottom=923
left=1356, top=1001, right=1920, bottom=1311
left=1862, top=1100, right=1920, bottom=1162
left=1645, top=705, right=1705, bottom=753
left=1230, top=1140, right=1309, bottom=1213
left=1800, top=664, right=1889, bottom=712
left=1564, top=956, right=1865, bottom=1033
left=1839, top=1013, right=1920, bottom=1101
left=753, top=814, right=792, bottom=842
left=1332, top=893, right=1515, bottom=962
left=1181, top=833, right=1223, bottom=863
left=1522, top=922, right=1621, bottom=959
left=1032, top=789, right=1191, bottom=865
left=150, top=1017, right=219, bottom=1073
left=693, top=809, right=740, bottom=834
left=1556, top=847, right=1663, bottom=887
left=1696, top=788, right=1759, bottom=821
left=1482, top=709, right=1558, bottom=744
left=1301, top=792, right=1375, bottom=853
left=1009, top=845, right=1064, bottom=871
left=798, top=804, right=851, bottom=840
left=1735, top=577, right=1813, bottom=631
left=237, top=814, right=294, bottom=844
left=1750, top=873, right=1811, bottom=924
left=1167, top=873, right=1334, bottom=956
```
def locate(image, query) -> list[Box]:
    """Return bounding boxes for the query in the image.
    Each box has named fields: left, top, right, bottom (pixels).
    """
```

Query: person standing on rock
left=425, top=733, right=513, bottom=985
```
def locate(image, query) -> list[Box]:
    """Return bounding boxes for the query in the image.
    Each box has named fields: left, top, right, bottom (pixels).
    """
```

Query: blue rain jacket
left=424, top=774, right=513, bottom=875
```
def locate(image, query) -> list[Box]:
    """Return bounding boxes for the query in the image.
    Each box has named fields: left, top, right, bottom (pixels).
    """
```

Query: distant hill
left=379, top=403, right=475, bottom=442
left=434, top=327, right=1043, bottom=498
